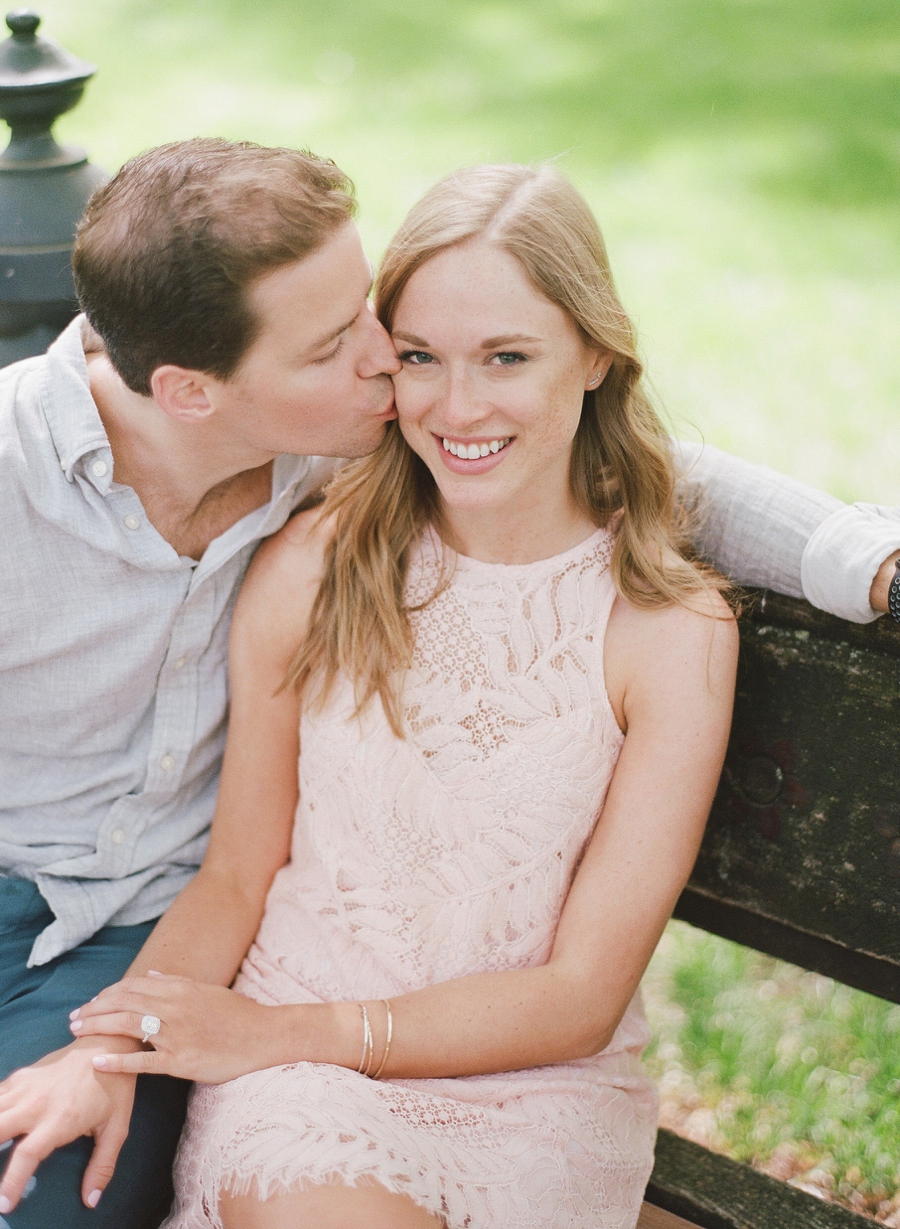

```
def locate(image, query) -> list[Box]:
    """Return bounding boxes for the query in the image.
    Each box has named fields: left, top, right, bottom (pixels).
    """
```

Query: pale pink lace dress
left=167, top=526, right=658, bottom=1229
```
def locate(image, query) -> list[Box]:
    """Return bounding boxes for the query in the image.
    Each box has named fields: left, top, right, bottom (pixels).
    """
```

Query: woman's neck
left=436, top=495, right=598, bottom=565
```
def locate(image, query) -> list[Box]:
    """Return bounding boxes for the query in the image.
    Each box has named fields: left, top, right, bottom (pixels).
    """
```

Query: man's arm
left=676, top=440, right=900, bottom=622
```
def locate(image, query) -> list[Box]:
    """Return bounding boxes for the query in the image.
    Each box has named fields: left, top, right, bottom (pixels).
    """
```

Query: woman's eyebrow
left=392, top=332, right=543, bottom=348
left=481, top=334, right=542, bottom=348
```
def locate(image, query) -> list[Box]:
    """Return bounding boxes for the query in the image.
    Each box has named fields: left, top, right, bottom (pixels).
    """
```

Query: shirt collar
left=270, top=451, right=313, bottom=507
left=41, top=315, right=110, bottom=484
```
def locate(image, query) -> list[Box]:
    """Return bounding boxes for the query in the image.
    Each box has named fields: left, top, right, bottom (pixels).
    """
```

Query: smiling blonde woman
left=71, top=164, right=738, bottom=1229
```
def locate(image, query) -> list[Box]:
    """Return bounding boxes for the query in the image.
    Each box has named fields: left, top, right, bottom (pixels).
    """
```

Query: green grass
left=644, top=923, right=900, bottom=1221
left=21, top=0, right=900, bottom=1209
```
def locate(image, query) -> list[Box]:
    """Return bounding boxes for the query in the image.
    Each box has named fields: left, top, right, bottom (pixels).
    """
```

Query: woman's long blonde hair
left=287, top=164, right=725, bottom=735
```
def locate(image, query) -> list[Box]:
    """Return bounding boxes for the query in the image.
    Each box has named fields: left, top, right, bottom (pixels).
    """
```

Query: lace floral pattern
left=166, top=527, right=658, bottom=1229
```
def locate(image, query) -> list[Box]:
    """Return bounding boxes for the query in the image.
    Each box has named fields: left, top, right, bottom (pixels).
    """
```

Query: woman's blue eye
left=400, top=350, right=435, bottom=364
left=493, top=352, right=526, bottom=365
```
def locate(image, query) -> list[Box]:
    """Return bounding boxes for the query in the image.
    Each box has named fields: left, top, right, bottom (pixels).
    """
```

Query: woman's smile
left=434, top=433, right=514, bottom=474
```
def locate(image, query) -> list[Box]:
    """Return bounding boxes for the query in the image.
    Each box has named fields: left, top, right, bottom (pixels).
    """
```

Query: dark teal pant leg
left=0, top=878, right=189, bottom=1229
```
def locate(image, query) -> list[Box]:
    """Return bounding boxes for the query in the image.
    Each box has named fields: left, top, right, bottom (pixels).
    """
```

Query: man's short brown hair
left=73, top=138, right=357, bottom=395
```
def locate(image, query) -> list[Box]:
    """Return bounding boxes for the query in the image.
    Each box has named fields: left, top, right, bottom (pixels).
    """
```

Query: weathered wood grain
left=647, top=1129, right=874, bottom=1229
left=675, top=589, right=900, bottom=1002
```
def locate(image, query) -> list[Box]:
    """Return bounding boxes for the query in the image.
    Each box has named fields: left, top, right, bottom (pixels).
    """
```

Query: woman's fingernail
left=69, top=1008, right=80, bottom=1020
left=70, top=1019, right=83, bottom=1032
left=147, top=970, right=163, bottom=976
left=0, top=1195, right=11, bottom=1214
left=92, top=1056, right=107, bottom=1068
left=87, top=1188, right=102, bottom=1208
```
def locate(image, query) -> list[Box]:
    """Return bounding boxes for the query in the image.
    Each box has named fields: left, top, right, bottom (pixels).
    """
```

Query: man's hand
left=0, top=1037, right=138, bottom=1215
left=70, top=972, right=295, bottom=1084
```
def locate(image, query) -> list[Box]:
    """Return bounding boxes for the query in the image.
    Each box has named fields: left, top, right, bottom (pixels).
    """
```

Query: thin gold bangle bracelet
left=371, top=999, right=393, bottom=1080
left=357, top=1003, right=373, bottom=1075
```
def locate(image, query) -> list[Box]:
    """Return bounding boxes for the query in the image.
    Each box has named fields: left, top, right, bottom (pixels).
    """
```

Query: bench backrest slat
left=680, top=590, right=900, bottom=1004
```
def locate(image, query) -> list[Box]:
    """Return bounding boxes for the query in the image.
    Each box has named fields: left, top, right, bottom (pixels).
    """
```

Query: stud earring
left=587, top=373, right=602, bottom=388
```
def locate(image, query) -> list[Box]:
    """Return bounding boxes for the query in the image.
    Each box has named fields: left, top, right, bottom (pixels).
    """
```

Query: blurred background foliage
left=44, top=0, right=900, bottom=501
left=32, top=0, right=900, bottom=1214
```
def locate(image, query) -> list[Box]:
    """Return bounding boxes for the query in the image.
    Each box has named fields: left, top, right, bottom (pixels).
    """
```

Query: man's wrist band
left=888, top=559, right=900, bottom=624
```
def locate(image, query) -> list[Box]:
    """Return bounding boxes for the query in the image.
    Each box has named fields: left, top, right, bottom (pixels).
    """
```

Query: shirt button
left=91, top=459, right=108, bottom=478
left=111, top=828, right=125, bottom=845
left=124, top=514, right=141, bottom=531
left=159, top=754, right=176, bottom=771
left=59, top=458, right=67, bottom=471
left=172, top=657, right=186, bottom=671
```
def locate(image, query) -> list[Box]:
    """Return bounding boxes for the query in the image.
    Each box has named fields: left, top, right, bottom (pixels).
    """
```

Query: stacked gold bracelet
left=356, top=999, right=393, bottom=1079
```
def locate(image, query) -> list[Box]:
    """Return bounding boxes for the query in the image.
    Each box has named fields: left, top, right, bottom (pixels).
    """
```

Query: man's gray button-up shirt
left=0, top=318, right=334, bottom=966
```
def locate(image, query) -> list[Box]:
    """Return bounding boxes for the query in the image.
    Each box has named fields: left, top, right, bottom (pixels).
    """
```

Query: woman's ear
left=150, top=365, right=216, bottom=423
left=585, top=354, right=614, bottom=391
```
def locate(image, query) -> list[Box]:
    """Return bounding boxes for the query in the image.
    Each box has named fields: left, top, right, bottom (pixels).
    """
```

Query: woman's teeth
left=442, top=438, right=511, bottom=459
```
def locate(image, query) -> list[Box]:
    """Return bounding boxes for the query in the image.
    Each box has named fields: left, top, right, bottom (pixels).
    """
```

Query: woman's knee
left=218, top=1177, right=442, bottom=1229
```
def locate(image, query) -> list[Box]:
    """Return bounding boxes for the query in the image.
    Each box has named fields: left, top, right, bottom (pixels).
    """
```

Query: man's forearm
left=676, top=440, right=900, bottom=623
left=675, top=439, right=839, bottom=598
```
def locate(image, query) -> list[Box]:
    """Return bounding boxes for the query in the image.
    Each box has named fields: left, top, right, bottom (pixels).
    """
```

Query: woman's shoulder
left=609, top=585, right=737, bottom=661
left=245, top=508, right=335, bottom=596
left=605, top=587, right=738, bottom=731
left=230, top=508, right=336, bottom=666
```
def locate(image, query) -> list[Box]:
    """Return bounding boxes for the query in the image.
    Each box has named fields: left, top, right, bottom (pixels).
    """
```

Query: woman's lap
left=167, top=1055, right=656, bottom=1229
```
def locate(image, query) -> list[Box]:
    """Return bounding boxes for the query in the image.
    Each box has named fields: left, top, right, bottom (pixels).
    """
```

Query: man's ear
left=150, top=365, right=217, bottom=423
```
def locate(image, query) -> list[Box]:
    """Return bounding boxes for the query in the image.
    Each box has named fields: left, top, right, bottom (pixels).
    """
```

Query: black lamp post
left=0, top=8, right=106, bottom=365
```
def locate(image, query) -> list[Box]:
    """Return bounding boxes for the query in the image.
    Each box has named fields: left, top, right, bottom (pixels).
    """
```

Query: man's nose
left=359, top=310, right=401, bottom=377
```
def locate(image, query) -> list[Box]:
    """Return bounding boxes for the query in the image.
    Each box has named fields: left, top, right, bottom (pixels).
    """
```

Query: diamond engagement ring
left=140, top=1014, right=161, bottom=1044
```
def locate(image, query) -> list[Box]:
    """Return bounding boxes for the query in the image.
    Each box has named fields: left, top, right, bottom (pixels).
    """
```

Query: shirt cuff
left=801, top=504, right=900, bottom=623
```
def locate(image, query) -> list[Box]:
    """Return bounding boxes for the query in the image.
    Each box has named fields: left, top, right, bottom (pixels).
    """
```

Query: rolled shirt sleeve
left=674, top=439, right=900, bottom=622
left=802, top=504, right=900, bottom=624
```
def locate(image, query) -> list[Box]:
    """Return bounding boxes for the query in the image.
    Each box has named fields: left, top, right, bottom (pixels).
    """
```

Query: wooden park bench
left=637, top=588, right=900, bottom=1229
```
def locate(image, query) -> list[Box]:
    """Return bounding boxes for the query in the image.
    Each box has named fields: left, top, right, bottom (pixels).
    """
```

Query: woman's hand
left=70, top=973, right=293, bottom=1084
left=0, top=1038, right=137, bottom=1215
